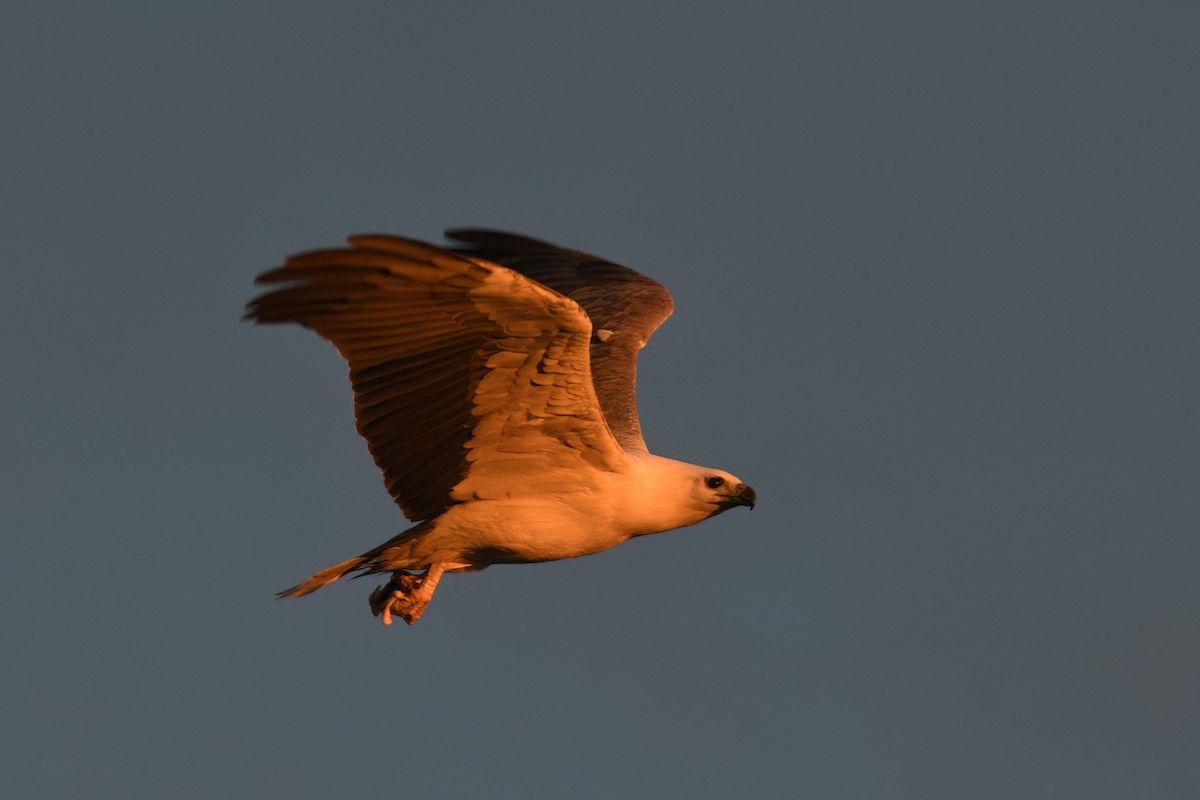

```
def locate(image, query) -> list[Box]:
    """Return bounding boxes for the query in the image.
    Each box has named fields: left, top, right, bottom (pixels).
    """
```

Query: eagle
left=247, top=229, right=755, bottom=625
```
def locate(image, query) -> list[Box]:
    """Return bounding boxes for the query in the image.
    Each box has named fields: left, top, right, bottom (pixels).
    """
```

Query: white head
left=621, top=454, right=756, bottom=537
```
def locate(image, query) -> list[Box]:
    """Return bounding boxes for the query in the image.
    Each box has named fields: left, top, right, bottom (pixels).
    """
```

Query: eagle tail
left=276, top=521, right=436, bottom=598
left=276, top=556, right=370, bottom=598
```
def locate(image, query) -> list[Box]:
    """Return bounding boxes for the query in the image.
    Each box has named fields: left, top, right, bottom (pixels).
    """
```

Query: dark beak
left=737, top=484, right=757, bottom=510
left=717, top=483, right=757, bottom=511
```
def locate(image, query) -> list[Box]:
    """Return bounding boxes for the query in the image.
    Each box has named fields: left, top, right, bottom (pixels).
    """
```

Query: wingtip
left=444, top=228, right=554, bottom=250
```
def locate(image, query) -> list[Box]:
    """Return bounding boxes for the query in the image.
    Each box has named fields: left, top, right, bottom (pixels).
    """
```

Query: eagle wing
left=246, top=235, right=626, bottom=521
left=446, top=229, right=674, bottom=452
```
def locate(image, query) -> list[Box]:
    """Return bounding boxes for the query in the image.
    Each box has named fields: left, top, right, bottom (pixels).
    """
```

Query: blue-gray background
left=3, top=2, right=1197, bottom=797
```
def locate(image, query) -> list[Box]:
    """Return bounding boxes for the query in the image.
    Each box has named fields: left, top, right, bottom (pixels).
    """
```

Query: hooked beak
left=717, top=483, right=757, bottom=511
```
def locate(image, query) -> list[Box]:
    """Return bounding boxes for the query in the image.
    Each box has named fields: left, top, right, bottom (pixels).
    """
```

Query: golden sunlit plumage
left=248, top=229, right=754, bottom=625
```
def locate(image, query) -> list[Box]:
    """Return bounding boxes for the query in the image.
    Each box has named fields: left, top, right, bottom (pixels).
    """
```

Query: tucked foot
left=369, top=572, right=419, bottom=623
left=368, top=564, right=445, bottom=626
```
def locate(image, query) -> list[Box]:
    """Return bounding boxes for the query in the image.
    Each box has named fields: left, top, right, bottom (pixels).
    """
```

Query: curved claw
left=368, top=567, right=443, bottom=626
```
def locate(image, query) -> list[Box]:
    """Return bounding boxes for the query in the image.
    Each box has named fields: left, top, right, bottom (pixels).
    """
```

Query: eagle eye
left=705, top=476, right=725, bottom=489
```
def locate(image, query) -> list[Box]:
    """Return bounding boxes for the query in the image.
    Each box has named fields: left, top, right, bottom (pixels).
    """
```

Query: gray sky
left=3, top=2, right=1198, bottom=798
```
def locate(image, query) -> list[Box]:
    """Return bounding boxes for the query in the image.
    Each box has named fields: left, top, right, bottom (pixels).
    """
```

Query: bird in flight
left=247, top=229, right=755, bottom=625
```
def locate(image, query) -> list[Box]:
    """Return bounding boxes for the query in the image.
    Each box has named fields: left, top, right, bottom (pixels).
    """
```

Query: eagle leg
left=369, top=564, right=446, bottom=626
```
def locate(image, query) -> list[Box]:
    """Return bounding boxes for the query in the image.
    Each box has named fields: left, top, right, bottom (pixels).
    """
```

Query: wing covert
left=445, top=229, right=674, bottom=451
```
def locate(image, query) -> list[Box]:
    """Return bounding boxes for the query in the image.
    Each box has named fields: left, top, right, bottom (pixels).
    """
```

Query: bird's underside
left=247, top=229, right=755, bottom=625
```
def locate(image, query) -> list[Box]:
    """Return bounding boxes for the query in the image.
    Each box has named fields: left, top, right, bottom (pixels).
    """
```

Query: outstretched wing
left=246, top=235, right=626, bottom=521
left=446, top=229, right=673, bottom=452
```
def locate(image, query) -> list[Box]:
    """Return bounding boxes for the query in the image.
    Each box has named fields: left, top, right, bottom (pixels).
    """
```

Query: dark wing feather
left=246, top=235, right=624, bottom=521
left=445, top=229, right=673, bottom=451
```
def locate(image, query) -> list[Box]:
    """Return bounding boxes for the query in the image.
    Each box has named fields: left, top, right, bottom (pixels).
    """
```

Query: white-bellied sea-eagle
left=247, top=229, right=755, bottom=625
